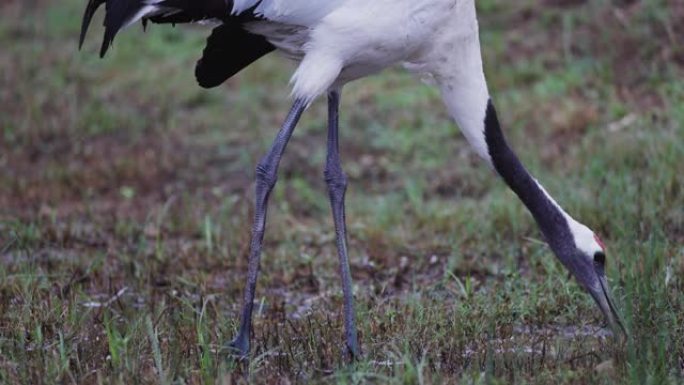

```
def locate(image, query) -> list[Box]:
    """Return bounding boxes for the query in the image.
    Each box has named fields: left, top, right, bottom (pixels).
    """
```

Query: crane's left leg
left=228, top=98, right=307, bottom=359
left=324, top=89, right=360, bottom=359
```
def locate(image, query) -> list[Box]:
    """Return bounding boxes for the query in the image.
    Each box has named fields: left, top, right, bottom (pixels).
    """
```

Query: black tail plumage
left=78, top=0, right=106, bottom=55
left=80, top=0, right=153, bottom=57
left=78, top=0, right=275, bottom=87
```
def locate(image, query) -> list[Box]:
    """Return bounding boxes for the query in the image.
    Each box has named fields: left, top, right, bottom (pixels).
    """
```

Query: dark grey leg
left=324, top=90, right=360, bottom=359
left=229, top=98, right=307, bottom=358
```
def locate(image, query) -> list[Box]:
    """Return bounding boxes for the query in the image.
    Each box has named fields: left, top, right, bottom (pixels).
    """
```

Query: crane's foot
left=224, top=333, right=250, bottom=361
left=346, top=338, right=361, bottom=362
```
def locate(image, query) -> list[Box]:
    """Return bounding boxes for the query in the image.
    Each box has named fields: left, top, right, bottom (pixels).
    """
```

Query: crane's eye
left=594, top=251, right=606, bottom=265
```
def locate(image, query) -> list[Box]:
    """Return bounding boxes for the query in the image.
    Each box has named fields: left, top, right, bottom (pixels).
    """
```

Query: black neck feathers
left=483, top=100, right=574, bottom=253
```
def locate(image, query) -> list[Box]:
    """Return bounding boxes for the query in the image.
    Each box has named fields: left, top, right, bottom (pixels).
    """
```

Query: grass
left=1, top=0, right=683, bottom=383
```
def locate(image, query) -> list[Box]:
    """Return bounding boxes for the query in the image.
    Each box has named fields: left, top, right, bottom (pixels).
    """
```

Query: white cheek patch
left=567, top=220, right=603, bottom=257
left=533, top=179, right=602, bottom=257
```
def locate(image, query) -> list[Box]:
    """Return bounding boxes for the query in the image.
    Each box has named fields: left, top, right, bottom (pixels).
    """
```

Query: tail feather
left=79, top=0, right=233, bottom=57
left=79, top=0, right=165, bottom=57
left=102, top=0, right=162, bottom=57
left=79, top=0, right=105, bottom=50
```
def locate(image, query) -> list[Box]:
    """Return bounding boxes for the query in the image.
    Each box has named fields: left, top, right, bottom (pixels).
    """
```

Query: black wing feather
left=152, top=0, right=236, bottom=23
left=195, top=23, right=275, bottom=88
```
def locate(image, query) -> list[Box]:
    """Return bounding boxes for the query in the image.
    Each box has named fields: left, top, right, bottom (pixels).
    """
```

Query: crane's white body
left=82, top=0, right=625, bottom=356
left=118, top=0, right=603, bottom=270
left=247, top=0, right=482, bottom=103
left=246, top=0, right=491, bottom=159
left=131, top=0, right=490, bottom=164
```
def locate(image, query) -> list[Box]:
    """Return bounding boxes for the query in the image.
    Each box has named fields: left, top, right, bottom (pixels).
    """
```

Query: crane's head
left=553, top=223, right=627, bottom=338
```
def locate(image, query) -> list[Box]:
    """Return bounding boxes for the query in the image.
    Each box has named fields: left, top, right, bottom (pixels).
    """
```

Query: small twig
left=0, top=233, right=17, bottom=255
left=81, top=287, right=128, bottom=308
left=522, top=236, right=548, bottom=247
left=607, top=113, right=637, bottom=133
left=565, top=351, right=601, bottom=364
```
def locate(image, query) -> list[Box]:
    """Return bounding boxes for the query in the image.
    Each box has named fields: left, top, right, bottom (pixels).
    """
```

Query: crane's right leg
left=324, top=90, right=360, bottom=359
left=228, top=98, right=307, bottom=359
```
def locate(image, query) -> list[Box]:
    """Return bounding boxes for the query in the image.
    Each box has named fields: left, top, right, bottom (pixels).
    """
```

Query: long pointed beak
left=588, top=273, right=627, bottom=339
left=563, top=252, right=628, bottom=339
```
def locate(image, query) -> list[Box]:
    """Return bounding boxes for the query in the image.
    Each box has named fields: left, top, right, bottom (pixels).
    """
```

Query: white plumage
left=232, top=0, right=344, bottom=25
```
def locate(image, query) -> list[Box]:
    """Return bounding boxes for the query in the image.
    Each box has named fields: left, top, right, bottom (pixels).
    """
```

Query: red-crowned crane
left=80, top=0, right=627, bottom=359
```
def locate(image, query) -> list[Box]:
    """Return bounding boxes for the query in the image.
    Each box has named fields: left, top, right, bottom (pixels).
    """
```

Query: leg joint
left=324, top=165, right=347, bottom=192
left=255, top=160, right=277, bottom=189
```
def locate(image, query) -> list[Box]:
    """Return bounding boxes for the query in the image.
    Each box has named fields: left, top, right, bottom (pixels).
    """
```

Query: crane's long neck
left=444, top=84, right=578, bottom=253
left=480, top=100, right=575, bottom=251
left=420, top=0, right=584, bottom=254
left=434, top=76, right=577, bottom=254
